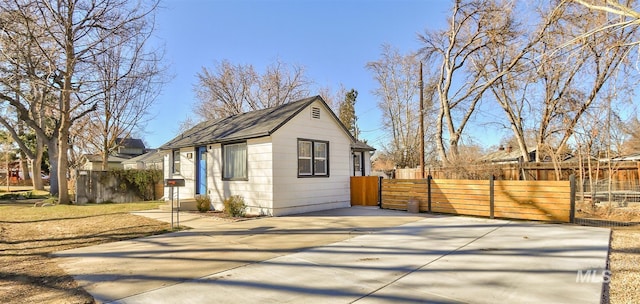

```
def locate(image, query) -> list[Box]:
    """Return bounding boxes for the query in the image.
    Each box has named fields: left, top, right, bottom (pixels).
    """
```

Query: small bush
left=195, top=195, right=212, bottom=213
left=223, top=195, right=246, bottom=217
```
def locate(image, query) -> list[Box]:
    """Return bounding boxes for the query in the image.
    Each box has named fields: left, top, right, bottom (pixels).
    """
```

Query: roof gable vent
left=311, top=107, right=321, bottom=119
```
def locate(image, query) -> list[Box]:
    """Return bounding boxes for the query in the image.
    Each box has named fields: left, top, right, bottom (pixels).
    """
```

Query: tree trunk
left=57, top=119, right=70, bottom=204
left=436, top=102, right=448, bottom=165
left=47, top=138, right=59, bottom=196
left=30, top=137, right=45, bottom=191
left=19, top=152, right=30, bottom=183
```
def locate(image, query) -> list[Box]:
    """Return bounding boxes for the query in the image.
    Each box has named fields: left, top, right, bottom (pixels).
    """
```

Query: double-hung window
left=223, top=142, right=248, bottom=180
left=298, top=139, right=329, bottom=177
left=172, top=150, right=181, bottom=174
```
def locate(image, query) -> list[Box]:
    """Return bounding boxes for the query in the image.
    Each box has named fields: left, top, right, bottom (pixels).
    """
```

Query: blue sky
left=145, top=0, right=502, bottom=150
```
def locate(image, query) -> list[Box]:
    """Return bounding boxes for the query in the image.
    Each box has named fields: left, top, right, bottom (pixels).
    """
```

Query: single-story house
left=122, top=149, right=163, bottom=170
left=479, top=146, right=537, bottom=164
left=159, top=95, right=375, bottom=216
left=80, top=154, right=131, bottom=171
left=80, top=137, right=149, bottom=170
left=608, top=152, right=640, bottom=162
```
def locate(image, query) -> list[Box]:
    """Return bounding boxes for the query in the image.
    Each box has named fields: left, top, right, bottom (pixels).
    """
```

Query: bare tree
left=0, top=0, right=162, bottom=204
left=571, top=0, right=640, bottom=24
left=317, top=84, right=346, bottom=113
left=531, top=1, right=638, bottom=164
left=419, top=0, right=563, bottom=165
left=247, top=60, right=310, bottom=110
left=0, top=5, right=60, bottom=191
left=193, top=59, right=310, bottom=121
left=366, top=45, right=430, bottom=168
left=475, top=2, right=565, bottom=164
left=83, top=31, right=166, bottom=170
left=619, top=115, right=640, bottom=153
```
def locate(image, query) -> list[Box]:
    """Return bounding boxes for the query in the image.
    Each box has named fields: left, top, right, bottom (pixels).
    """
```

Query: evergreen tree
left=339, top=89, right=359, bottom=139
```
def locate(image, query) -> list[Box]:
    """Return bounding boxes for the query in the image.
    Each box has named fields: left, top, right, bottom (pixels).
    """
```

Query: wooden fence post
left=427, top=175, right=432, bottom=213
left=570, top=174, right=576, bottom=223
left=378, top=176, right=383, bottom=208
left=489, top=175, right=495, bottom=219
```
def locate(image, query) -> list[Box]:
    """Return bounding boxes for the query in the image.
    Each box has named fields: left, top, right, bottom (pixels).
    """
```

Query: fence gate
left=350, top=176, right=380, bottom=206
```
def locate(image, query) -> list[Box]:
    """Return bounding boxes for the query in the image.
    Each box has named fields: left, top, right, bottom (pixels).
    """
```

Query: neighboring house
left=114, top=137, right=146, bottom=157
left=608, top=152, right=640, bottom=162
left=159, top=95, right=374, bottom=216
left=122, top=149, right=163, bottom=170
left=81, top=154, right=131, bottom=171
left=80, top=137, right=148, bottom=170
left=479, top=146, right=537, bottom=164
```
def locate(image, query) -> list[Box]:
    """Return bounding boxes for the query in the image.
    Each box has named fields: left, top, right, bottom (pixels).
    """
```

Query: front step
left=158, top=199, right=198, bottom=211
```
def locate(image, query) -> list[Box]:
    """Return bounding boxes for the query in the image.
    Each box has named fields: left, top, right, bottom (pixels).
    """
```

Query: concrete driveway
left=55, top=207, right=610, bottom=303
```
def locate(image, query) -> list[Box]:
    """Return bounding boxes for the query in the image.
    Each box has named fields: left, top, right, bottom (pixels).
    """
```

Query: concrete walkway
left=55, top=207, right=610, bottom=303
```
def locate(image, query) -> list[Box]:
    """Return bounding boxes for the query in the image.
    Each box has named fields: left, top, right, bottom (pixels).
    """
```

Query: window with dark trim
left=298, top=139, right=329, bottom=177
left=222, top=142, right=248, bottom=180
left=354, top=153, right=361, bottom=172
left=172, top=150, right=180, bottom=174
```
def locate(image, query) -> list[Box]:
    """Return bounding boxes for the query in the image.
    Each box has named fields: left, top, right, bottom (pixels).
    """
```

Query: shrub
left=109, top=169, right=163, bottom=200
left=223, top=195, right=246, bottom=217
left=195, top=195, right=212, bottom=213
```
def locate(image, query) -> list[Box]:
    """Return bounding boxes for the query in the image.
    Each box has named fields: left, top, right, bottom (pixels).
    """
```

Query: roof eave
left=160, top=132, right=273, bottom=150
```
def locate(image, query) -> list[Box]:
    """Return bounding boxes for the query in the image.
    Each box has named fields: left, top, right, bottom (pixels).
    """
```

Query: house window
left=172, top=150, right=180, bottom=174
left=223, top=142, right=248, bottom=180
left=298, top=139, right=329, bottom=177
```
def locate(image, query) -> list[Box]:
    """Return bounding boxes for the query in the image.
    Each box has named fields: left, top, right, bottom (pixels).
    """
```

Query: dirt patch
left=186, top=210, right=261, bottom=221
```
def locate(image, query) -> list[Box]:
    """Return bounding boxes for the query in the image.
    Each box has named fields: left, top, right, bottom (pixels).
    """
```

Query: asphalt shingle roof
left=122, top=149, right=163, bottom=164
left=160, top=96, right=339, bottom=150
left=116, top=138, right=146, bottom=150
left=351, top=140, right=376, bottom=151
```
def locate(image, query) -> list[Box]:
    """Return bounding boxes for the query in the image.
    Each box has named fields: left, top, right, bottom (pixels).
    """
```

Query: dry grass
left=576, top=200, right=640, bottom=222
left=0, top=201, right=170, bottom=304
left=0, top=198, right=637, bottom=303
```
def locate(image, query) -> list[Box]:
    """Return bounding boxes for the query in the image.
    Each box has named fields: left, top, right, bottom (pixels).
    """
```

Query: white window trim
left=172, top=150, right=180, bottom=174
left=222, top=142, right=248, bottom=181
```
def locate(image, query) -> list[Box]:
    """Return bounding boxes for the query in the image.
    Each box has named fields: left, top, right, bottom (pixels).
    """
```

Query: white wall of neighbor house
left=206, top=138, right=274, bottom=215
left=123, top=162, right=143, bottom=170
left=271, top=100, right=352, bottom=216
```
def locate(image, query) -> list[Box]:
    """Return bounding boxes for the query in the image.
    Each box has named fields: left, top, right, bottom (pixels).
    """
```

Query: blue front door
left=196, top=147, right=207, bottom=195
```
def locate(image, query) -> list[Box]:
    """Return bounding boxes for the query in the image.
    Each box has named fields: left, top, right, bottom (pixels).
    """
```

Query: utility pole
left=419, top=62, right=425, bottom=179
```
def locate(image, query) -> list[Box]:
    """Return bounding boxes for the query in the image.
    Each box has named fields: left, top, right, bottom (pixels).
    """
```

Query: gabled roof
left=121, top=149, right=163, bottom=164
left=479, top=146, right=536, bottom=163
left=608, top=152, right=640, bottom=162
left=160, top=95, right=352, bottom=150
left=116, top=138, right=146, bottom=150
left=83, top=154, right=131, bottom=163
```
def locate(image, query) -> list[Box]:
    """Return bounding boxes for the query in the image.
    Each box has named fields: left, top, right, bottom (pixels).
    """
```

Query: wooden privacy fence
left=381, top=176, right=575, bottom=222
left=350, top=176, right=381, bottom=206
